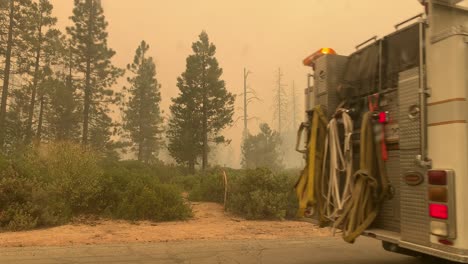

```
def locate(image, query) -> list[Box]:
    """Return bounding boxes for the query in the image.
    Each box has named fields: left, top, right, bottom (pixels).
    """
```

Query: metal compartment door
left=398, top=67, right=430, bottom=246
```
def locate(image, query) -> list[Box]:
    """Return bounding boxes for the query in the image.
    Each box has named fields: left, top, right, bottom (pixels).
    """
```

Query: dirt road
left=0, top=202, right=330, bottom=247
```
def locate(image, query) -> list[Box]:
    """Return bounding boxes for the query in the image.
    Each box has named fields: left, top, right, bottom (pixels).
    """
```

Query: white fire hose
left=321, top=109, right=354, bottom=224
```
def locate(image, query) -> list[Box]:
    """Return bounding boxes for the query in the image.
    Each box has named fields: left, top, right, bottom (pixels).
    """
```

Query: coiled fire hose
left=295, top=106, right=327, bottom=217
left=321, top=109, right=354, bottom=223
left=332, top=111, right=391, bottom=243
left=296, top=109, right=391, bottom=243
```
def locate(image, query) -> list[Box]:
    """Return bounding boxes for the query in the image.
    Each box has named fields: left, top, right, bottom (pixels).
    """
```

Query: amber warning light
left=303, top=48, right=337, bottom=68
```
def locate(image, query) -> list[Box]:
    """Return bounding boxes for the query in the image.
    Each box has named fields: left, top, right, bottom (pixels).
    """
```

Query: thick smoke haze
left=50, top=0, right=421, bottom=168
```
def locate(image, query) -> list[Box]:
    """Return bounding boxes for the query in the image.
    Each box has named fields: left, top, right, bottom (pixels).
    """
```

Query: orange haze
left=50, top=0, right=422, bottom=168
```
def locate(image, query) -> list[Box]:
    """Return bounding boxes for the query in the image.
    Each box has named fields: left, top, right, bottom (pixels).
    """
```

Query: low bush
left=186, top=167, right=300, bottom=220
left=188, top=169, right=225, bottom=203
left=100, top=160, right=192, bottom=221
left=0, top=142, right=191, bottom=231
left=226, top=168, right=295, bottom=220
left=169, top=174, right=199, bottom=192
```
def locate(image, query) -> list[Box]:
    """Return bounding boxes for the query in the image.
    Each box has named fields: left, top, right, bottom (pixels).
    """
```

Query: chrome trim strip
left=428, top=120, right=467, bottom=126
left=428, top=98, right=466, bottom=106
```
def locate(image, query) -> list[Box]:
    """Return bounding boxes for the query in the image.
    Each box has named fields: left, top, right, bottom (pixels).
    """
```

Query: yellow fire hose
left=296, top=110, right=391, bottom=242
left=295, top=105, right=328, bottom=218
left=333, top=111, right=390, bottom=243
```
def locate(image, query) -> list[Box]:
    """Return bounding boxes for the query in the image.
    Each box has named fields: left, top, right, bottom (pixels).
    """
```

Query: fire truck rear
left=296, top=0, right=468, bottom=262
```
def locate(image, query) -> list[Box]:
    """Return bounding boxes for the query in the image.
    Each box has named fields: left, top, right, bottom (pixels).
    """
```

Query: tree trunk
left=188, top=159, right=195, bottom=174
left=82, top=0, right=94, bottom=145
left=25, top=18, right=43, bottom=144
left=201, top=57, right=208, bottom=171
left=137, top=50, right=146, bottom=162
left=64, top=46, right=73, bottom=140
left=0, top=0, right=15, bottom=149
left=202, top=109, right=208, bottom=170
left=36, top=93, right=45, bottom=141
left=138, top=138, right=144, bottom=162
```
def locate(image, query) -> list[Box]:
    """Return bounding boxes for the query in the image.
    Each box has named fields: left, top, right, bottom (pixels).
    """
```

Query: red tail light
left=428, top=170, right=447, bottom=185
left=430, top=204, right=448, bottom=219
left=428, top=170, right=456, bottom=240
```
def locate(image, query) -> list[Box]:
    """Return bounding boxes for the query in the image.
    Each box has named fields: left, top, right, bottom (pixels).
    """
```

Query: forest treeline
left=0, top=0, right=236, bottom=172
left=0, top=0, right=299, bottom=231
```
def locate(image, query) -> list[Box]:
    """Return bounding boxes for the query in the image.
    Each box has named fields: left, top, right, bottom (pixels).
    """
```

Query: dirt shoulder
left=0, top=202, right=331, bottom=247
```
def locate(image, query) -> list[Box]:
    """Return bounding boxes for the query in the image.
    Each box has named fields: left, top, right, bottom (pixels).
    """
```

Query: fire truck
left=296, top=0, right=468, bottom=262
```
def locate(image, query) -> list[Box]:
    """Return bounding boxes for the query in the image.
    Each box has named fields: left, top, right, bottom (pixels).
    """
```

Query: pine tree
left=38, top=77, right=73, bottom=140
left=22, top=0, right=57, bottom=144
left=167, top=31, right=235, bottom=171
left=45, top=41, right=80, bottom=142
left=0, top=0, right=31, bottom=149
left=167, top=81, right=203, bottom=173
left=122, top=40, right=163, bottom=163
left=66, top=0, right=123, bottom=147
left=241, top=123, right=283, bottom=171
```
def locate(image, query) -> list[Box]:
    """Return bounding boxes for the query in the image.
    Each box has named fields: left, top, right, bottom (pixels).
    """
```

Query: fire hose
left=296, top=109, right=391, bottom=243
left=332, top=111, right=391, bottom=243
left=321, top=109, right=354, bottom=223
left=295, top=105, right=327, bottom=218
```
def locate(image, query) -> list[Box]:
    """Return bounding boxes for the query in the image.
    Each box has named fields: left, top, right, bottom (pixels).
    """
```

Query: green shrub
left=188, top=170, right=225, bottom=203
left=184, top=167, right=299, bottom=220
left=3, top=203, right=38, bottom=231
left=113, top=184, right=191, bottom=221
left=100, top=160, right=192, bottom=221
left=169, top=174, right=199, bottom=192
left=226, top=168, right=296, bottom=220
left=0, top=142, right=192, bottom=231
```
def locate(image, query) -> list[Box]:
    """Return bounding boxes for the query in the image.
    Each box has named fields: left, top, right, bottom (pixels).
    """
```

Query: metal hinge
left=416, top=155, right=432, bottom=169
left=419, top=87, right=432, bottom=97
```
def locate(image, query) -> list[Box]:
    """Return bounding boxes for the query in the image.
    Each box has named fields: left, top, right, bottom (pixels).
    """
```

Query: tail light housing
left=429, top=204, right=448, bottom=219
left=428, top=170, right=447, bottom=185
left=431, top=221, right=448, bottom=237
left=427, top=170, right=456, bottom=241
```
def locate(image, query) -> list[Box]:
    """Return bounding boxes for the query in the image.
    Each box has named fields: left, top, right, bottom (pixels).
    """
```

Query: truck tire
left=382, top=241, right=422, bottom=258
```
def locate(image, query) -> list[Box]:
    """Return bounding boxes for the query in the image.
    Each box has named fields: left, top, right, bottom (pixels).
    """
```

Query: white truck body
left=304, top=0, right=468, bottom=261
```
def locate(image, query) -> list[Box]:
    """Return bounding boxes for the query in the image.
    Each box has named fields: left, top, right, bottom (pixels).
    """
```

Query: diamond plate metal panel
left=374, top=150, right=401, bottom=232
left=372, top=89, right=401, bottom=232
left=398, top=67, right=430, bottom=246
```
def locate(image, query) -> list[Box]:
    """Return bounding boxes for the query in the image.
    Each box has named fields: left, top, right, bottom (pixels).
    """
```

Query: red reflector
left=378, top=111, right=388, bottom=124
left=438, top=239, right=454, bottom=246
left=430, top=204, right=448, bottom=219
left=428, top=170, right=447, bottom=185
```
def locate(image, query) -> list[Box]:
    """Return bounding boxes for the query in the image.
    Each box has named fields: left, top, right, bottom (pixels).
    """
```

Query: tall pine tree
left=0, top=0, right=31, bottom=149
left=22, top=0, right=57, bottom=144
left=168, top=31, right=235, bottom=171
left=122, top=40, right=163, bottom=163
left=66, top=0, right=123, bottom=148
left=45, top=37, right=81, bottom=142
left=167, top=78, right=203, bottom=172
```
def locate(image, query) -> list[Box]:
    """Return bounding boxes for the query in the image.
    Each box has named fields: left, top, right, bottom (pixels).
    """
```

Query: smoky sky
left=50, top=0, right=422, bottom=167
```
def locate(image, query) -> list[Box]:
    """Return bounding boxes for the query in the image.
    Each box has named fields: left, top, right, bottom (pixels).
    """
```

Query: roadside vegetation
left=0, top=142, right=300, bottom=232
left=0, top=142, right=191, bottom=231
left=189, top=168, right=299, bottom=220
left=0, top=0, right=301, bottom=232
